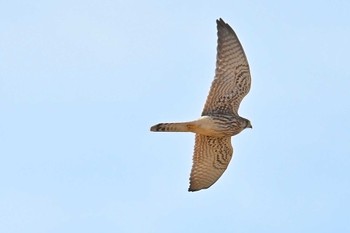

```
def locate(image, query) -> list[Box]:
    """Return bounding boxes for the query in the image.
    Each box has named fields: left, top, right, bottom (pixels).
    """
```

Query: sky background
left=1, top=0, right=350, bottom=232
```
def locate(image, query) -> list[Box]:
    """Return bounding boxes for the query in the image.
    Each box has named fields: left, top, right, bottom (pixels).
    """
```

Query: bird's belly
left=189, top=116, right=238, bottom=137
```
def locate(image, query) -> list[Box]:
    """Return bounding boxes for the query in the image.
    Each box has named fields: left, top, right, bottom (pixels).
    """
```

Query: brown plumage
left=150, top=18, right=252, bottom=191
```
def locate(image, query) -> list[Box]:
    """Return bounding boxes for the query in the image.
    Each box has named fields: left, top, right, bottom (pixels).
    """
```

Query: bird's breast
left=189, top=115, right=242, bottom=137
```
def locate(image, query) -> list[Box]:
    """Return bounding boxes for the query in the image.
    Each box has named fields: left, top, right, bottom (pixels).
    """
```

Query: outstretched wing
left=202, top=18, right=251, bottom=116
left=189, top=134, right=233, bottom=191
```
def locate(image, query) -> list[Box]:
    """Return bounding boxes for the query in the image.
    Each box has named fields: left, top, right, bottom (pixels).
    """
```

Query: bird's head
left=246, top=120, right=252, bottom=129
left=242, top=118, right=252, bottom=129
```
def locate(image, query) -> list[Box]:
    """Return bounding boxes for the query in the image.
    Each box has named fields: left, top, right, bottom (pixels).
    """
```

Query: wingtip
left=188, top=185, right=210, bottom=192
left=188, top=182, right=200, bottom=192
left=217, top=18, right=224, bottom=23
left=216, top=18, right=226, bottom=25
left=216, top=18, right=234, bottom=32
left=188, top=182, right=210, bottom=192
left=188, top=188, right=199, bottom=192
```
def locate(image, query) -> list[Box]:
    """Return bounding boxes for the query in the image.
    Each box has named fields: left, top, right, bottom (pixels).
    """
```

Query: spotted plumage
left=150, top=18, right=252, bottom=191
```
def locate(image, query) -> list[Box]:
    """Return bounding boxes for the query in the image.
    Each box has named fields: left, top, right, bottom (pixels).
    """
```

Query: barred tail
left=150, top=122, right=192, bottom=132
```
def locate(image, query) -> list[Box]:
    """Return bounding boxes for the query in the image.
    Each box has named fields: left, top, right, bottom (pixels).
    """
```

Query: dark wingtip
left=216, top=18, right=226, bottom=26
left=217, top=18, right=224, bottom=23
left=188, top=184, right=202, bottom=192
left=216, top=18, right=234, bottom=33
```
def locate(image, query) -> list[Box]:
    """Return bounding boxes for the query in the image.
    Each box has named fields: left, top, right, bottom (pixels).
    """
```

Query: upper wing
left=202, top=18, right=251, bottom=116
left=189, top=134, right=233, bottom=191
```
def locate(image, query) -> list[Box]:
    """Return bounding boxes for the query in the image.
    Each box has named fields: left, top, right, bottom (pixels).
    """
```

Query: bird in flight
left=150, top=18, right=252, bottom=192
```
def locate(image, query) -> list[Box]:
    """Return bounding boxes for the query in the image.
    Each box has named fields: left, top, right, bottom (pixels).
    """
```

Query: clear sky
left=1, top=0, right=350, bottom=232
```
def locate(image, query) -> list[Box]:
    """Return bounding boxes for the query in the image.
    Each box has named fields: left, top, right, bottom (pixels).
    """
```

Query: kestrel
left=150, top=18, right=252, bottom=192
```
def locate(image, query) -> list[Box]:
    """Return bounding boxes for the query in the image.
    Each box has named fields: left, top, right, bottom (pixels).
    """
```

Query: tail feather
left=150, top=122, right=192, bottom=132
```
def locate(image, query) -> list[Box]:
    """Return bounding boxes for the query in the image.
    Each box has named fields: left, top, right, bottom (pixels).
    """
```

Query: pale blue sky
left=1, top=0, right=350, bottom=232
